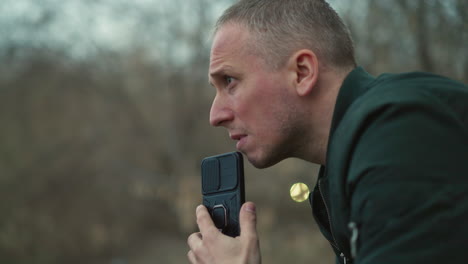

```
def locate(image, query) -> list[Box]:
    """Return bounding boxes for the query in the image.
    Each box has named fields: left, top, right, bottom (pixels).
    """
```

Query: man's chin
left=244, top=151, right=282, bottom=169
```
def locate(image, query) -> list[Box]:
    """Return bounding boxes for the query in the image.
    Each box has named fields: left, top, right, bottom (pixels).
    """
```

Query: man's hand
left=187, top=202, right=261, bottom=264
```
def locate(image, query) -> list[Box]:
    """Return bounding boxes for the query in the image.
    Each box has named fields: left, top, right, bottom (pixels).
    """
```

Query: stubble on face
left=252, top=91, right=308, bottom=168
left=209, top=23, right=309, bottom=168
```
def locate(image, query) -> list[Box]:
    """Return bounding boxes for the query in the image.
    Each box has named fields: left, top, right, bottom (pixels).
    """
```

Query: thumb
left=239, top=201, right=258, bottom=239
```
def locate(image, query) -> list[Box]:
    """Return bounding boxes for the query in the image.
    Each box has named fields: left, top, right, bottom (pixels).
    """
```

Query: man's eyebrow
left=208, top=66, right=233, bottom=86
left=209, top=66, right=233, bottom=78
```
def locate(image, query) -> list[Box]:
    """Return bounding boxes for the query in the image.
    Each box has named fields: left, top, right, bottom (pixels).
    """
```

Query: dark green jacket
left=310, top=67, right=468, bottom=264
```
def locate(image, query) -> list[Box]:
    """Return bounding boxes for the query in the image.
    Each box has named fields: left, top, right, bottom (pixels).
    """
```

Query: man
left=187, top=0, right=468, bottom=263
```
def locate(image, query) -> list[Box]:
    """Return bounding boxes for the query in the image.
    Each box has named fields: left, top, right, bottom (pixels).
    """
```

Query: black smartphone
left=201, top=151, right=245, bottom=237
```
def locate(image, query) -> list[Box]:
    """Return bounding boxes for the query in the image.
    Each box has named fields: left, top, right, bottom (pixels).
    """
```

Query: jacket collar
left=329, top=66, right=376, bottom=138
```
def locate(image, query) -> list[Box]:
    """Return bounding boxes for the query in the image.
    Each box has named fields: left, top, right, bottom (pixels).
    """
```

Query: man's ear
left=288, top=49, right=319, bottom=96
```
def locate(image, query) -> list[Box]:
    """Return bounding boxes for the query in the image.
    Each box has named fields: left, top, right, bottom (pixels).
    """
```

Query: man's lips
left=229, top=134, right=247, bottom=141
left=230, top=134, right=248, bottom=150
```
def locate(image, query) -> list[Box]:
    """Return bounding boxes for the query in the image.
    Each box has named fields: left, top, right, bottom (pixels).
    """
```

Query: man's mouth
left=230, top=133, right=248, bottom=150
left=229, top=134, right=246, bottom=141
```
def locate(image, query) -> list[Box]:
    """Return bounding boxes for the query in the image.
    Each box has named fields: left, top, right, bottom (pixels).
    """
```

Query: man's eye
left=225, top=76, right=234, bottom=85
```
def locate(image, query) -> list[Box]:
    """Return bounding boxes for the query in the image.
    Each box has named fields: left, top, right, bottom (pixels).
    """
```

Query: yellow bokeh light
left=290, top=182, right=310, bottom=202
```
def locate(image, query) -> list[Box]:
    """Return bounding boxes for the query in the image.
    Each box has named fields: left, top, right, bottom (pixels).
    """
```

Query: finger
left=196, top=205, right=219, bottom=235
left=239, top=202, right=258, bottom=240
left=187, top=232, right=202, bottom=251
left=187, top=250, right=198, bottom=264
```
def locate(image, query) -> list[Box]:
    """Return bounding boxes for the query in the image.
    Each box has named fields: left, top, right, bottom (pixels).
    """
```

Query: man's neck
left=302, top=66, right=353, bottom=165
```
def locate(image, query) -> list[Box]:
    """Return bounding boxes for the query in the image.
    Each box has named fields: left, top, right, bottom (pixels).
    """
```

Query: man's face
left=208, top=23, right=302, bottom=168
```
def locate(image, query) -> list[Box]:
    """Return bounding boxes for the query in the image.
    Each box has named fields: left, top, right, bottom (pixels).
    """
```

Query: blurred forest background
left=0, top=0, right=466, bottom=263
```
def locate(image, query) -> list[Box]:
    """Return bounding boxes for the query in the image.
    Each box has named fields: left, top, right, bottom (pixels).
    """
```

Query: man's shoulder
left=370, top=71, right=466, bottom=97
left=330, top=69, right=468, bottom=162
left=347, top=70, right=467, bottom=119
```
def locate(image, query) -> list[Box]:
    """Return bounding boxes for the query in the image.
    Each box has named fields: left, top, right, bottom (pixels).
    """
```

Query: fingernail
left=244, top=203, right=256, bottom=213
left=196, top=205, right=203, bottom=212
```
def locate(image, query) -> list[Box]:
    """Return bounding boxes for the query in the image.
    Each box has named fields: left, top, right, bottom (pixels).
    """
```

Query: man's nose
left=209, top=95, right=234, bottom=127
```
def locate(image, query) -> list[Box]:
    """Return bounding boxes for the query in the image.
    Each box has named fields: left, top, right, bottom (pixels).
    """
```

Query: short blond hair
left=215, top=0, right=356, bottom=70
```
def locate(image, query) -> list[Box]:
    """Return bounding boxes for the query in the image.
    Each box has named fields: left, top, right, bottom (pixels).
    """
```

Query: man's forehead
left=210, top=23, right=250, bottom=62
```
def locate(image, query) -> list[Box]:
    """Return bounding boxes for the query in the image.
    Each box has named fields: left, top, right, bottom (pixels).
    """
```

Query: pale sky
left=0, top=0, right=350, bottom=64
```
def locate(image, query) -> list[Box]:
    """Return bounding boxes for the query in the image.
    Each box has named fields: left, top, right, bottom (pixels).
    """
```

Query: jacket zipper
left=318, top=178, right=347, bottom=261
left=340, top=253, right=347, bottom=264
